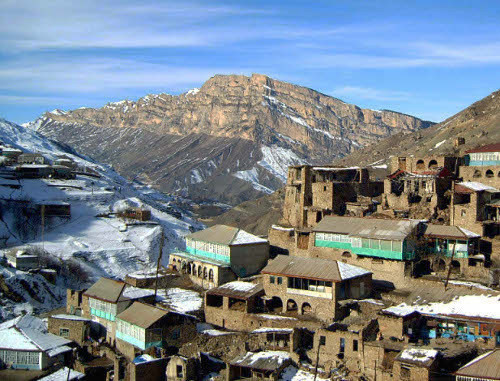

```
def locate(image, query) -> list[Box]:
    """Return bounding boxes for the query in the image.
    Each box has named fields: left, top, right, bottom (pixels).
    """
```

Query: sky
left=1, top=0, right=499, bottom=124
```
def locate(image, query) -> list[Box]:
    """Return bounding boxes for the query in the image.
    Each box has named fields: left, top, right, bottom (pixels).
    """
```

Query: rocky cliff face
left=29, top=74, right=432, bottom=205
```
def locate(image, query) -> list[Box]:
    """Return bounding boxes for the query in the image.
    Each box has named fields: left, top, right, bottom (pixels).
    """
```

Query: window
left=59, top=328, right=70, bottom=337
left=461, top=210, right=466, bottom=216
left=270, top=276, right=275, bottom=284
left=319, top=336, right=326, bottom=345
left=353, top=339, right=358, bottom=351
left=176, top=365, right=184, bottom=378
left=277, top=277, right=283, bottom=285
left=339, top=338, right=345, bottom=352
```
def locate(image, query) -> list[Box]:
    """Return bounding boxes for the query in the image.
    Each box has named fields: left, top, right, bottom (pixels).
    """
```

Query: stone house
left=117, top=207, right=151, bottom=221
left=82, top=277, right=155, bottom=345
left=249, top=328, right=299, bottom=353
left=378, top=307, right=422, bottom=341
left=205, top=281, right=265, bottom=330
left=226, top=351, right=291, bottom=381
left=450, top=181, right=500, bottom=236
left=268, top=216, right=422, bottom=287
left=66, top=289, right=87, bottom=316
left=48, top=314, right=92, bottom=346
left=169, top=225, right=269, bottom=289
left=0, top=315, right=72, bottom=370
left=389, top=155, right=460, bottom=176
left=281, top=165, right=383, bottom=229
left=460, top=143, right=500, bottom=188
left=310, top=319, right=378, bottom=373
left=1, top=146, right=23, bottom=163
left=454, top=349, right=500, bottom=381
left=38, top=200, right=71, bottom=218
left=5, top=248, right=39, bottom=270
left=115, top=302, right=197, bottom=361
left=381, top=167, right=453, bottom=217
left=393, top=348, right=439, bottom=381
left=419, top=224, right=487, bottom=278
left=166, top=355, right=199, bottom=381
left=15, top=164, right=52, bottom=178
left=261, top=255, right=372, bottom=322
left=17, top=153, right=46, bottom=165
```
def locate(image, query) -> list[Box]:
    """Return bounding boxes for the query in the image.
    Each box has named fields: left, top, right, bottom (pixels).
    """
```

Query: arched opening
left=473, top=170, right=482, bottom=178
left=486, top=169, right=494, bottom=178
left=414, top=260, right=432, bottom=277
left=181, top=261, right=187, bottom=273
left=450, top=260, right=461, bottom=274
left=269, top=297, right=283, bottom=313
left=302, top=302, right=312, bottom=315
left=437, top=259, right=446, bottom=272
left=209, top=269, right=214, bottom=282
left=428, top=160, right=438, bottom=169
left=342, top=251, right=352, bottom=258
left=416, top=160, right=425, bottom=170
left=187, top=263, right=192, bottom=274
left=203, top=267, right=208, bottom=279
left=286, top=299, right=298, bottom=314
left=192, top=264, right=196, bottom=276
left=198, top=266, right=203, bottom=278
left=498, top=171, right=500, bottom=177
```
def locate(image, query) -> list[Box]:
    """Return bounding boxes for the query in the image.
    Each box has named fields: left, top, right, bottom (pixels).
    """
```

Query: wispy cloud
left=331, top=86, right=411, bottom=101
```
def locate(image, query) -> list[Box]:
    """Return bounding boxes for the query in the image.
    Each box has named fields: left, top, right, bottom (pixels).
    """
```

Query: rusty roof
left=116, top=302, right=169, bottom=329
left=465, top=142, right=500, bottom=153
left=455, top=350, right=500, bottom=379
left=261, top=255, right=371, bottom=282
left=206, top=281, right=264, bottom=300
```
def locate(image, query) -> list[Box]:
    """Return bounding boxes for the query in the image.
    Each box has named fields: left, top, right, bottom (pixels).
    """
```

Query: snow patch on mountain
left=233, top=167, right=274, bottom=194
left=257, top=145, right=305, bottom=183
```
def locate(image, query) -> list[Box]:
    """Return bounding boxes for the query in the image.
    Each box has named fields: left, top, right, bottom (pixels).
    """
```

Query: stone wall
left=48, top=316, right=90, bottom=345
left=130, top=357, right=168, bottom=381
left=66, top=289, right=86, bottom=315
left=393, top=360, right=432, bottom=381
left=460, top=165, right=500, bottom=188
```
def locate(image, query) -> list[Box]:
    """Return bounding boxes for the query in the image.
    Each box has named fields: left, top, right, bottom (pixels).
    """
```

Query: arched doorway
left=428, top=160, right=438, bottom=169
left=198, top=266, right=203, bottom=278
left=286, top=299, right=298, bottom=314
left=473, top=170, right=482, bottom=178
left=269, top=297, right=283, bottom=313
left=416, top=160, right=425, bottom=170
left=187, top=263, right=192, bottom=274
left=302, top=302, right=312, bottom=315
left=342, top=251, right=352, bottom=258
left=486, top=170, right=494, bottom=178
left=208, top=269, right=214, bottom=282
left=437, top=259, right=446, bottom=272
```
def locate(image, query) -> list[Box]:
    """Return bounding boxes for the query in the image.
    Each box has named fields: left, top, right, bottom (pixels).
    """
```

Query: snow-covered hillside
left=0, top=118, right=203, bottom=319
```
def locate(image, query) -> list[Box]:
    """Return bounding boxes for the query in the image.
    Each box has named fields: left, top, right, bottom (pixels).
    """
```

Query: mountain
left=0, top=118, right=202, bottom=320
left=211, top=88, right=500, bottom=234
left=335, top=89, right=500, bottom=167
left=27, top=74, right=433, bottom=205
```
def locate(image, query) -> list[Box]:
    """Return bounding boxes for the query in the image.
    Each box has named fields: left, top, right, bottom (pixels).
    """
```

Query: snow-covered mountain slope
left=0, top=118, right=203, bottom=319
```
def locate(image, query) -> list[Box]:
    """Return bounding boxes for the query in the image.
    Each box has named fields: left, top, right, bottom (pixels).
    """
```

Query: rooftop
left=230, top=351, right=291, bottom=371
left=116, top=302, right=169, bottom=329
left=455, top=181, right=500, bottom=193
left=261, top=255, right=371, bottom=282
left=187, top=225, right=268, bottom=246
left=395, top=348, right=439, bottom=368
left=455, top=350, right=500, bottom=379
left=84, top=277, right=154, bottom=303
left=423, top=224, right=481, bottom=239
left=207, top=281, right=264, bottom=300
left=465, top=142, right=500, bottom=154
left=313, top=216, right=421, bottom=240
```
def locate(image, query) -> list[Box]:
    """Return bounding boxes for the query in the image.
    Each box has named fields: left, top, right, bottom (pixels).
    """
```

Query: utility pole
left=313, top=336, right=324, bottom=381
left=154, top=228, right=164, bottom=305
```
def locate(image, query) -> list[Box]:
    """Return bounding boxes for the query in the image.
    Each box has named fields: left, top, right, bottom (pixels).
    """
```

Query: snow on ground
left=448, top=280, right=493, bottom=290
left=0, top=118, right=203, bottom=319
left=279, top=365, right=330, bottom=381
left=399, top=348, right=438, bottom=363
left=233, top=167, right=274, bottom=194
left=434, top=139, right=446, bottom=149
left=156, top=287, right=203, bottom=313
left=258, top=145, right=305, bottom=183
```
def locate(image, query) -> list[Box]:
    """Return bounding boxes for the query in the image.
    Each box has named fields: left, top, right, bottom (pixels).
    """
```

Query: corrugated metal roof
left=314, top=216, right=420, bottom=240
left=207, top=281, right=264, bottom=300
left=465, top=142, right=500, bottom=153
left=186, top=225, right=267, bottom=246
left=261, top=255, right=370, bottom=282
left=455, top=349, right=500, bottom=379
left=230, top=351, right=291, bottom=371
left=423, top=224, right=480, bottom=239
left=116, top=302, right=169, bottom=329
left=84, top=277, right=126, bottom=303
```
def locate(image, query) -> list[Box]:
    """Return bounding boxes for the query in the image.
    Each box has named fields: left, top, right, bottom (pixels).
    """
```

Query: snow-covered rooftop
left=50, top=314, right=91, bottom=322
left=337, top=261, right=372, bottom=280
left=39, top=367, right=85, bottom=381
left=397, top=348, right=439, bottom=366
left=458, top=182, right=499, bottom=192
left=122, top=285, right=155, bottom=300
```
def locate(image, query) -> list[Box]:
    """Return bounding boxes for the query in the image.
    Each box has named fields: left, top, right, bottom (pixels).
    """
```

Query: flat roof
left=207, top=281, right=263, bottom=300
left=466, top=142, right=500, bottom=154
left=423, top=224, right=481, bottom=239
left=229, top=351, right=291, bottom=371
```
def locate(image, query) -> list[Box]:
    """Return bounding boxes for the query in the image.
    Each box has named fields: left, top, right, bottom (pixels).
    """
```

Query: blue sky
left=1, top=0, right=499, bottom=124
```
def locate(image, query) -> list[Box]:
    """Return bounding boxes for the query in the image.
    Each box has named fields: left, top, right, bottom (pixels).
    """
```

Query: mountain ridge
left=27, top=73, right=433, bottom=205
